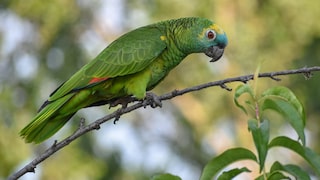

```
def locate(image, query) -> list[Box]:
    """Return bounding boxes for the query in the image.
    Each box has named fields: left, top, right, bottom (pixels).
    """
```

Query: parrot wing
left=49, top=26, right=166, bottom=101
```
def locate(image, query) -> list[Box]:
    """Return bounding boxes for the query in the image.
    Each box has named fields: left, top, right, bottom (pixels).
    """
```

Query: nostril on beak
left=218, top=43, right=226, bottom=49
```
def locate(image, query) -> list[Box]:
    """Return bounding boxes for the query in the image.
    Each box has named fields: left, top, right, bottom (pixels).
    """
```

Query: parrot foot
left=109, top=96, right=135, bottom=109
left=144, top=92, right=162, bottom=108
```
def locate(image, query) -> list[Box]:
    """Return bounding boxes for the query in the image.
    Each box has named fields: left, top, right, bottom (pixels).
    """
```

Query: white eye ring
left=206, top=30, right=216, bottom=40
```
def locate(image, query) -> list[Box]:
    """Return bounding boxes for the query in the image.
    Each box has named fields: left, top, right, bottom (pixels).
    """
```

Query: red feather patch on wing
left=89, top=77, right=109, bottom=84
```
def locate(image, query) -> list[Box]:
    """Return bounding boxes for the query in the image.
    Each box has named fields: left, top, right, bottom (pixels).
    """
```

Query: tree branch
left=8, top=66, right=320, bottom=180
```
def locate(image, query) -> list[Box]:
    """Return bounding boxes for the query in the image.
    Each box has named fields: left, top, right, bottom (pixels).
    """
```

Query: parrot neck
left=152, top=24, right=189, bottom=68
left=162, top=48, right=187, bottom=69
left=160, top=18, right=203, bottom=55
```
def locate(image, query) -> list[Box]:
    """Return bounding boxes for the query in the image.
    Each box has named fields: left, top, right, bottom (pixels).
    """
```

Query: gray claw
left=109, top=96, right=135, bottom=108
left=145, top=92, right=162, bottom=108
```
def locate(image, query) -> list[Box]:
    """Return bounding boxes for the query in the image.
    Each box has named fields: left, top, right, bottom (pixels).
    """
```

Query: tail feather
left=20, top=94, right=75, bottom=143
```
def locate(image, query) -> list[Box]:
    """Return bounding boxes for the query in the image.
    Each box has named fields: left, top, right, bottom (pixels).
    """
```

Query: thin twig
left=8, top=66, right=320, bottom=180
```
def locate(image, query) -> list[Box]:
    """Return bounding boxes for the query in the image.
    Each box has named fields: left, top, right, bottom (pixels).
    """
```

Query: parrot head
left=197, top=20, right=228, bottom=62
left=175, top=17, right=228, bottom=62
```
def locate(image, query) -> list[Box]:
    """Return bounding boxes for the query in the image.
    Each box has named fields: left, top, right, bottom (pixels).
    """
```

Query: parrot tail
left=20, top=93, right=76, bottom=144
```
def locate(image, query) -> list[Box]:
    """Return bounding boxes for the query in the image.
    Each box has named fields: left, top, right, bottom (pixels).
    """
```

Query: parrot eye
left=206, top=30, right=216, bottom=40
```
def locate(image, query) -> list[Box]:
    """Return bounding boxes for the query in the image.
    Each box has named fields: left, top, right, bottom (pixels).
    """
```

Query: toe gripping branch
left=143, top=92, right=162, bottom=108
left=111, top=92, right=162, bottom=124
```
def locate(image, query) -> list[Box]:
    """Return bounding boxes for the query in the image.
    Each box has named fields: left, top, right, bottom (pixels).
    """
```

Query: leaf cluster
left=156, top=84, right=320, bottom=180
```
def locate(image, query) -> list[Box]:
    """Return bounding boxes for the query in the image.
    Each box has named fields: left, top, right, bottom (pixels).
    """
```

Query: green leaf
left=248, top=119, right=269, bottom=172
left=234, top=84, right=255, bottom=114
left=270, top=161, right=311, bottom=180
left=151, top=173, right=182, bottom=180
left=261, top=98, right=306, bottom=145
left=267, top=171, right=290, bottom=180
left=217, top=167, right=251, bottom=180
left=254, top=174, right=265, bottom=180
left=261, top=86, right=306, bottom=145
left=200, top=148, right=257, bottom=180
left=261, top=86, right=306, bottom=125
left=255, top=172, right=289, bottom=180
left=269, top=136, right=320, bottom=176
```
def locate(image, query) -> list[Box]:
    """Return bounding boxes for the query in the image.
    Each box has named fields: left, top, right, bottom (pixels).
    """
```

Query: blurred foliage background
left=1, top=0, right=320, bottom=179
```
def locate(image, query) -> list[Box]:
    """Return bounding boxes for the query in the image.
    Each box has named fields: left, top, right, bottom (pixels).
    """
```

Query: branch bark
left=8, top=66, right=320, bottom=180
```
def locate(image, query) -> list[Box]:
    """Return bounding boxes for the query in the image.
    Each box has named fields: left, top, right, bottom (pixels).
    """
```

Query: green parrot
left=20, top=17, right=228, bottom=143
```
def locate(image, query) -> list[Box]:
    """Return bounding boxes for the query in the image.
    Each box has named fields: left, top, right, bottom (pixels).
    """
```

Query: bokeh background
left=1, top=0, right=320, bottom=179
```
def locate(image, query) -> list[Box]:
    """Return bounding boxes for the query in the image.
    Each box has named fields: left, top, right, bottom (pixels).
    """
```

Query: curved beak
left=205, top=44, right=226, bottom=62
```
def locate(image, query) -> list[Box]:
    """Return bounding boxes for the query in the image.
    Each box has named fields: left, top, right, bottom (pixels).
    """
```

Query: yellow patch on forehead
left=210, top=24, right=224, bottom=34
left=198, top=23, right=224, bottom=38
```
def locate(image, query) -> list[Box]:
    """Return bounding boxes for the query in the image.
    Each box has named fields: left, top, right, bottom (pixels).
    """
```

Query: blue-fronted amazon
left=20, top=17, right=228, bottom=143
